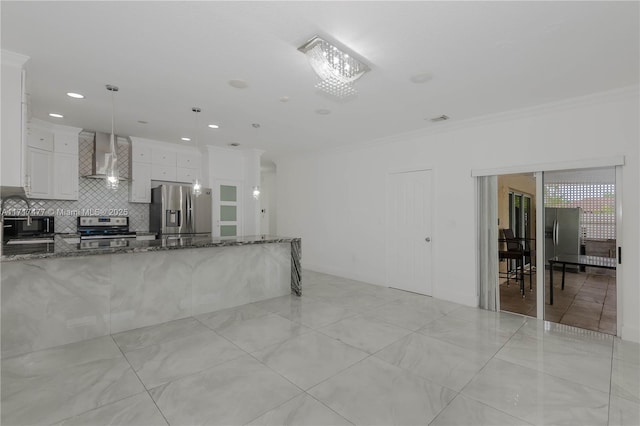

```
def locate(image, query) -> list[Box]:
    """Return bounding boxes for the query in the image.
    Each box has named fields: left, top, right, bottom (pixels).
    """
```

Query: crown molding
left=1, top=49, right=29, bottom=67
left=279, top=85, right=639, bottom=161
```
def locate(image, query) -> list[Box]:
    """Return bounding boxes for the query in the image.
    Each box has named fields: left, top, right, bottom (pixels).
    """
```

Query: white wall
left=275, top=88, right=640, bottom=342
left=260, top=170, right=277, bottom=235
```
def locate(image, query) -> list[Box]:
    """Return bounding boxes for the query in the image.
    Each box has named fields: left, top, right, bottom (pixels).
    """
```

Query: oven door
left=80, top=234, right=136, bottom=250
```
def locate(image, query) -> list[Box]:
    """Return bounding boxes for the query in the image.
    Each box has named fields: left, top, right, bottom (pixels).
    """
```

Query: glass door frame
left=472, top=155, right=624, bottom=328
left=508, top=191, right=533, bottom=272
left=508, top=191, right=532, bottom=240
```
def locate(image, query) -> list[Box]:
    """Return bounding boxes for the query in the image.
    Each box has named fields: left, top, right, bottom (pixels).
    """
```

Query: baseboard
left=302, top=262, right=386, bottom=287
left=303, top=262, right=478, bottom=308
left=621, top=323, right=640, bottom=343
left=432, top=288, right=478, bottom=308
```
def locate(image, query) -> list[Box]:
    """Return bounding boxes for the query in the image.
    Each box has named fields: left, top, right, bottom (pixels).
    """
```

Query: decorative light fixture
left=298, top=35, right=370, bottom=99
left=191, top=107, right=202, bottom=196
left=105, top=84, right=119, bottom=190
left=252, top=186, right=260, bottom=200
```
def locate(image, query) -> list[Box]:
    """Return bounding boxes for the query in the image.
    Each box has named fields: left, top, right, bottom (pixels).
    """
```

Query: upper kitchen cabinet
left=53, top=131, right=78, bottom=154
left=26, top=127, right=54, bottom=151
left=25, top=118, right=82, bottom=200
left=53, top=152, right=79, bottom=199
left=150, top=164, right=177, bottom=182
left=131, top=143, right=152, bottom=164
left=1, top=50, right=29, bottom=190
left=129, top=137, right=201, bottom=203
left=177, top=152, right=199, bottom=169
left=26, top=147, right=53, bottom=198
left=152, top=148, right=176, bottom=166
left=130, top=162, right=151, bottom=203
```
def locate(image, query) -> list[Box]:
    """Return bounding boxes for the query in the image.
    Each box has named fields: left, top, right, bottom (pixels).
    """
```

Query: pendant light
left=191, top=107, right=202, bottom=196
left=105, top=84, right=119, bottom=190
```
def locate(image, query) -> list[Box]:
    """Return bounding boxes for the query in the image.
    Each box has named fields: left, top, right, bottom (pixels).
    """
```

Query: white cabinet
left=175, top=152, right=200, bottom=183
left=129, top=162, right=151, bottom=203
left=131, top=143, right=152, bottom=163
left=27, top=127, right=54, bottom=151
left=152, top=149, right=176, bottom=166
left=1, top=50, right=29, bottom=188
left=53, top=132, right=78, bottom=154
left=26, top=147, right=53, bottom=198
left=151, top=164, right=177, bottom=181
left=53, top=152, right=79, bottom=199
left=24, top=119, right=81, bottom=200
left=129, top=137, right=201, bottom=202
left=176, top=167, right=197, bottom=183
left=177, top=152, right=199, bottom=169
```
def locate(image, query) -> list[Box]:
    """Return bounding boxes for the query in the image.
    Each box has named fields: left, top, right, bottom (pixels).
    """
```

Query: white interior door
left=213, top=180, right=242, bottom=237
left=387, top=169, right=433, bottom=295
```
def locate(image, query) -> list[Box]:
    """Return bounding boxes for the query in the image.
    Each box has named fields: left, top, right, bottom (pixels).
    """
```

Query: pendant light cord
left=111, top=89, right=115, bottom=138
left=192, top=107, right=201, bottom=150
left=111, top=89, right=117, bottom=160
left=191, top=107, right=202, bottom=195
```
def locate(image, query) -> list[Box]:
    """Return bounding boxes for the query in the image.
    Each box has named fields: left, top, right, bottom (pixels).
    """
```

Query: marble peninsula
left=1, top=235, right=301, bottom=358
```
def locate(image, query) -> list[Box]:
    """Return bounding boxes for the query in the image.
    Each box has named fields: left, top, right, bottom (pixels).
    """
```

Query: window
left=544, top=182, right=615, bottom=240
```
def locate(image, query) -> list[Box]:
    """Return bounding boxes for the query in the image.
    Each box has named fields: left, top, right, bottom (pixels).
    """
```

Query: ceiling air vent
left=430, top=115, right=450, bottom=122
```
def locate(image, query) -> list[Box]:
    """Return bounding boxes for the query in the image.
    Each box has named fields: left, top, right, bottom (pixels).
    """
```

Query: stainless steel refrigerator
left=545, top=207, right=581, bottom=264
left=150, top=184, right=212, bottom=237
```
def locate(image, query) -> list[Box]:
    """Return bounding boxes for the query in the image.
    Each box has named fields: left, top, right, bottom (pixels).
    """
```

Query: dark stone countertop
left=1, top=234, right=300, bottom=262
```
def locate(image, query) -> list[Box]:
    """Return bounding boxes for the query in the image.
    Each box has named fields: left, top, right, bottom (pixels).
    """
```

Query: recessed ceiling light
left=208, top=124, right=219, bottom=129
left=228, top=79, right=248, bottom=89
left=315, top=109, right=331, bottom=115
left=66, top=92, right=84, bottom=99
left=279, top=96, right=290, bottom=103
left=181, top=137, right=191, bottom=141
left=410, top=72, right=433, bottom=84
left=49, top=113, right=64, bottom=118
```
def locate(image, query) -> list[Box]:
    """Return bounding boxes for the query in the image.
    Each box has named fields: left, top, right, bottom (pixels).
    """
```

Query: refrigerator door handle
left=553, top=220, right=558, bottom=246
left=186, top=193, right=192, bottom=233
left=555, top=220, right=560, bottom=246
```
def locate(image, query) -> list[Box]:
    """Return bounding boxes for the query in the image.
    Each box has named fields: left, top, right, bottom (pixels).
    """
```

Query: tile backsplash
left=3, top=178, right=149, bottom=233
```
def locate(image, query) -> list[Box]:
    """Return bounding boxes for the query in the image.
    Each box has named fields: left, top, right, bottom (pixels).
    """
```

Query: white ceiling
left=2, top=1, right=638, bottom=162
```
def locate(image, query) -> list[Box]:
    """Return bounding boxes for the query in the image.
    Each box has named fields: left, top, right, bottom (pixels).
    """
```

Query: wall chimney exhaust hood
left=83, top=132, right=130, bottom=180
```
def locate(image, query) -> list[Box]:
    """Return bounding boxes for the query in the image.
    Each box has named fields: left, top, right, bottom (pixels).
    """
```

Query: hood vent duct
left=81, top=131, right=130, bottom=180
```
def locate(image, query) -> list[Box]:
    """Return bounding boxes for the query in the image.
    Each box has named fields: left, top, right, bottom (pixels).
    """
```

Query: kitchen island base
left=1, top=239, right=301, bottom=358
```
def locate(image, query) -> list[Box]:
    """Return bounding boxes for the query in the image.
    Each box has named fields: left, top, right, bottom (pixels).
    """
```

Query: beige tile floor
left=2, top=270, right=638, bottom=425
left=500, top=268, right=617, bottom=335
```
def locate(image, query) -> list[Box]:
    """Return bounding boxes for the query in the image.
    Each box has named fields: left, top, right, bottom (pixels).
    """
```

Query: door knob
left=425, top=237, right=431, bottom=242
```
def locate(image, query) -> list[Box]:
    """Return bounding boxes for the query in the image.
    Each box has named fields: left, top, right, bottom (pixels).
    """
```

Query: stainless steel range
left=77, top=216, right=136, bottom=249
